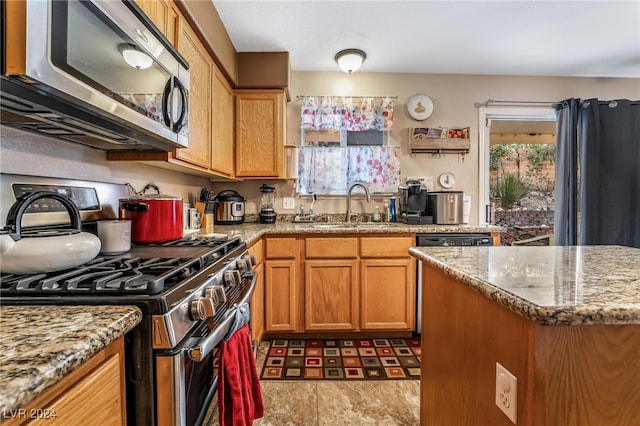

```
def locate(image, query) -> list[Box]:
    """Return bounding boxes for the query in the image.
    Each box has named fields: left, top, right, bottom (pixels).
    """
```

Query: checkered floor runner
left=260, top=338, right=421, bottom=380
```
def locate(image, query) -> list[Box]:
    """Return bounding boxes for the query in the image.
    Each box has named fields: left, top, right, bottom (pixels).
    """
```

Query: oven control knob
left=223, top=270, right=241, bottom=288
left=190, top=298, right=216, bottom=320
left=237, top=258, right=250, bottom=274
left=205, top=286, right=226, bottom=305
left=243, top=254, right=257, bottom=267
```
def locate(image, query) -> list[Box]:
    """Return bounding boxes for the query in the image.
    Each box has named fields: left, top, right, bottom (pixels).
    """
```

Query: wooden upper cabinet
left=174, top=17, right=212, bottom=168
left=235, top=90, right=286, bottom=178
left=134, top=0, right=178, bottom=45
left=211, top=66, right=235, bottom=177
left=110, top=1, right=235, bottom=179
left=135, top=0, right=169, bottom=34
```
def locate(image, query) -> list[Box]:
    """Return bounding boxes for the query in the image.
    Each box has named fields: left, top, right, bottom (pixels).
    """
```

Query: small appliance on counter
left=427, top=191, right=464, bottom=224
left=398, top=180, right=433, bottom=225
left=213, top=190, right=245, bottom=225
left=258, top=184, right=277, bottom=224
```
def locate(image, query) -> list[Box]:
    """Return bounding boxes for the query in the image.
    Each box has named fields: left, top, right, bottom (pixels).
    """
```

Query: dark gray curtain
left=578, top=99, right=640, bottom=247
left=553, top=98, right=580, bottom=245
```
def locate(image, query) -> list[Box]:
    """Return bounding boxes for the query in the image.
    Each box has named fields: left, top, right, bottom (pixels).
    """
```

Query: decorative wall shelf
left=408, top=127, right=470, bottom=155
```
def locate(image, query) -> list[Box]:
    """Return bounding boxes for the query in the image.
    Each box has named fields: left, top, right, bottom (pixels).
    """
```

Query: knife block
left=196, top=202, right=214, bottom=233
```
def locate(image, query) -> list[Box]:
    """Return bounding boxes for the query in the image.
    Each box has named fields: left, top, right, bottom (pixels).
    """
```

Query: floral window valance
left=297, top=146, right=401, bottom=194
left=300, top=96, right=394, bottom=131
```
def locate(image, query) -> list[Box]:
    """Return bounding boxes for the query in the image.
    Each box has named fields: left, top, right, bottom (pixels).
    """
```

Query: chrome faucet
left=346, top=182, right=371, bottom=223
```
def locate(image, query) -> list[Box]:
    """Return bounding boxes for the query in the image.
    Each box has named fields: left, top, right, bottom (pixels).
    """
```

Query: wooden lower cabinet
left=265, top=259, right=300, bottom=332
left=263, top=234, right=416, bottom=335
left=264, top=237, right=301, bottom=332
left=8, top=337, right=127, bottom=426
left=304, top=259, right=359, bottom=331
left=360, top=258, right=415, bottom=330
left=248, top=240, right=265, bottom=342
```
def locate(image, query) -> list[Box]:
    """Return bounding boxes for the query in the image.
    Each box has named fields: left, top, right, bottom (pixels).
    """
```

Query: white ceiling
left=212, top=0, right=640, bottom=78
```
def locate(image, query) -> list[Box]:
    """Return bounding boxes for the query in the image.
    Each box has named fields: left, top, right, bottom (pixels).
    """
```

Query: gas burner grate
left=0, top=256, right=205, bottom=295
left=157, top=235, right=238, bottom=249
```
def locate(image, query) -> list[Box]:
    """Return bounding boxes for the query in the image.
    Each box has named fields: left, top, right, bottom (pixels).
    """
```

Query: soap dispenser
left=373, top=206, right=381, bottom=222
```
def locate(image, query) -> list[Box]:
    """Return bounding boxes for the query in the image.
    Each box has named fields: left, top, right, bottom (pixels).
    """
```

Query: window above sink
left=297, top=96, right=399, bottom=195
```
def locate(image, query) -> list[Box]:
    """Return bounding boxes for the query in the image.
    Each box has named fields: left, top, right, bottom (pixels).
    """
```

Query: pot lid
left=123, top=183, right=181, bottom=200
left=214, top=190, right=244, bottom=201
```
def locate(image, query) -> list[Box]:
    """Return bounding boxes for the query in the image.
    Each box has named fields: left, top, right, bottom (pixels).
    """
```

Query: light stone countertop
left=409, top=245, right=640, bottom=325
left=210, top=221, right=502, bottom=246
left=0, top=305, right=142, bottom=413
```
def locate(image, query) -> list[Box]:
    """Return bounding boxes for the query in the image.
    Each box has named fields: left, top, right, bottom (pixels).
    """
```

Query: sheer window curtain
left=554, top=98, right=640, bottom=248
left=297, top=96, right=400, bottom=194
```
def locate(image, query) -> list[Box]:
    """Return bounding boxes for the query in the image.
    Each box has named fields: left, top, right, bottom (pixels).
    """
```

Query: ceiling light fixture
left=334, top=49, right=366, bottom=74
left=119, top=43, right=153, bottom=70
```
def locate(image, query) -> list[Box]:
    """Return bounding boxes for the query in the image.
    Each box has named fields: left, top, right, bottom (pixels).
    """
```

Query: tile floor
left=251, top=341, right=421, bottom=426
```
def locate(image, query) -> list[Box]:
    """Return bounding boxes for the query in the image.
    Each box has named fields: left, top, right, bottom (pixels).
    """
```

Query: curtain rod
left=474, top=99, right=556, bottom=107
left=295, top=95, right=398, bottom=101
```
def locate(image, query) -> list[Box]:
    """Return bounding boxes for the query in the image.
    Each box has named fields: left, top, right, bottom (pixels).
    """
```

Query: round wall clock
left=438, top=172, right=456, bottom=189
left=407, top=94, right=433, bottom=121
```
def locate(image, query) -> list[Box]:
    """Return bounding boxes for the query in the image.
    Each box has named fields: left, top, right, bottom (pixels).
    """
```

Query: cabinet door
left=305, top=259, right=359, bottom=331
left=248, top=241, right=264, bottom=341
left=22, top=338, right=126, bottom=426
left=250, top=262, right=265, bottom=341
left=135, top=0, right=169, bottom=34
left=135, top=0, right=179, bottom=45
left=175, top=17, right=212, bottom=168
left=211, top=66, right=235, bottom=177
left=25, top=355, right=124, bottom=426
left=360, top=258, right=415, bottom=330
left=235, top=90, right=285, bottom=178
left=265, top=259, right=299, bottom=332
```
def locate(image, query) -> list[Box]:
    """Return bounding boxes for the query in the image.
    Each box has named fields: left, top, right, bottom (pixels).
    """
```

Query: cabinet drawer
left=265, top=238, right=297, bottom=259
left=360, top=237, right=413, bottom=258
left=306, top=238, right=358, bottom=258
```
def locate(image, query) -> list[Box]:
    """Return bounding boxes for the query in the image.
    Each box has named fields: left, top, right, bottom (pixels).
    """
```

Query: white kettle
left=0, top=191, right=101, bottom=275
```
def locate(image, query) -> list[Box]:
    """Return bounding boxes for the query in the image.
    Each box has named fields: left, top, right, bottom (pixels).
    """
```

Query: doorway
left=477, top=107, right=556, bottom=242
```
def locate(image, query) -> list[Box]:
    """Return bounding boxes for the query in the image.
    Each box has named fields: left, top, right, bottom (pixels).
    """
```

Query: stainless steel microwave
left=1, top=0, right=189, bottom=151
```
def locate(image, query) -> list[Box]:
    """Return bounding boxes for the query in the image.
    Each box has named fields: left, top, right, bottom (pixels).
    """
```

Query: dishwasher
left=416, top=233, right=493, bottom=334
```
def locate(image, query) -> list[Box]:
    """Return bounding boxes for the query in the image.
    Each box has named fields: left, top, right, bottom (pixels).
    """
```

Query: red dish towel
left=219, top=324, right=264, bottom=426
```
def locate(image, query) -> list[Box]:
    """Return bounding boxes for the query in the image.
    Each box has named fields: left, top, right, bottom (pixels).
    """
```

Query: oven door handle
left=187, top=272, right=257, bottom=362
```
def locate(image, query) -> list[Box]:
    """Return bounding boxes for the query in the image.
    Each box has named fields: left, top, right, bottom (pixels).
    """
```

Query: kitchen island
left=0, top=305, right=141, bottom=423
left=410, top=245, right=640, bottom=426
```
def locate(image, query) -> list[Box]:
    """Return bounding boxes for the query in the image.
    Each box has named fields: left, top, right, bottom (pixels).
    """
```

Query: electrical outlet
left=496, top=362, right=517, bottom=424
left=282, top=198, right=296, bottom=210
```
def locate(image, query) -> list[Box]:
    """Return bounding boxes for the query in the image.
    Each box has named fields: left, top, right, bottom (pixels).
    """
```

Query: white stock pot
left=0, top=191, right=101, bottom=274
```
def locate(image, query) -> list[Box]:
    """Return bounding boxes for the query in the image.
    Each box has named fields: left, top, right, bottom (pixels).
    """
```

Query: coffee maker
left=398, top=180, right=433, bottom=224
left=258, top=184, right=277, bottom=224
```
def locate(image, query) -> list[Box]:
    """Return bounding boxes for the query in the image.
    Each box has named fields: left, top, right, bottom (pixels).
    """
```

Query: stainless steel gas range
left=0, top=175, right=256, bottom=426
left=1, top=234, right=256, bottom=426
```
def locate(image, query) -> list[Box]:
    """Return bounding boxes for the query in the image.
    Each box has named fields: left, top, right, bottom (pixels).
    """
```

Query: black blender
left=258, top=184, right=277, bottom=224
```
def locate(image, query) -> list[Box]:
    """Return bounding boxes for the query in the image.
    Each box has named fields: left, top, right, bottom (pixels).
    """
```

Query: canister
left=97, top=220, right=131, bottom=254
